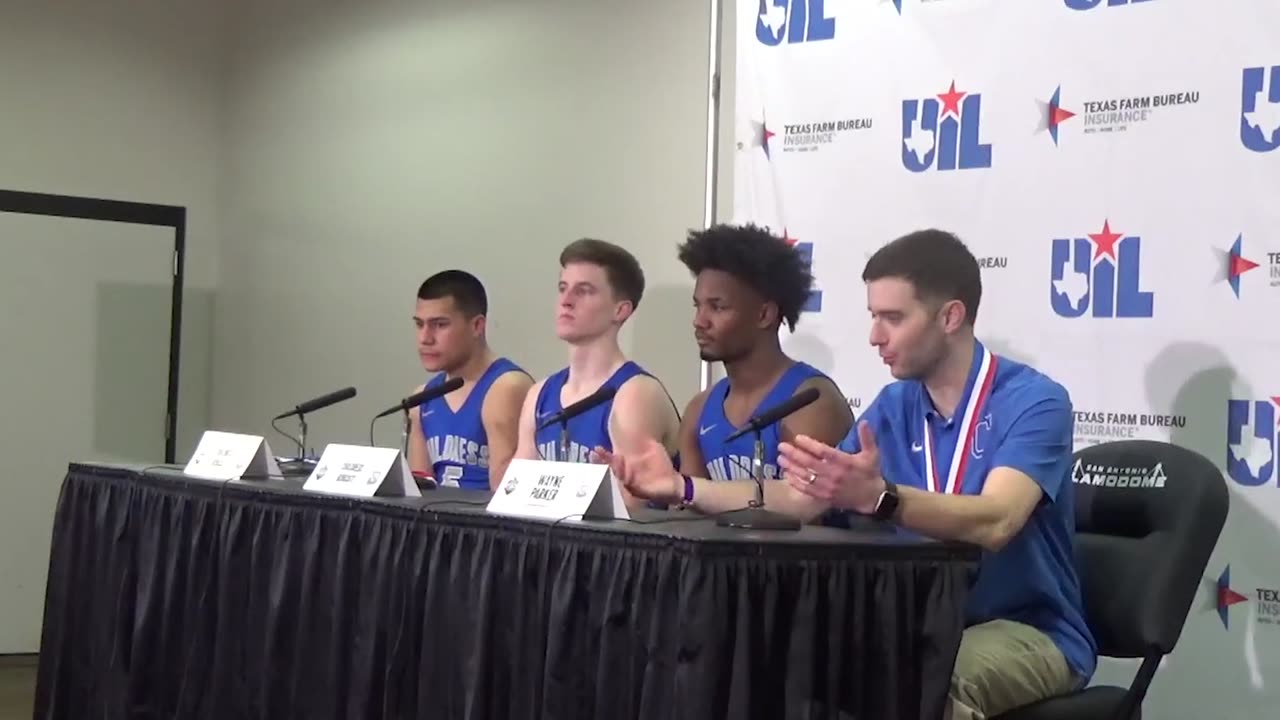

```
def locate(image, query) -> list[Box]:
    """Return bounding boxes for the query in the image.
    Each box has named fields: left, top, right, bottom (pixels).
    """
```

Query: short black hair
left=417, top=269, right=488, bottom=317
left=677, top=223, right=814, bottom=332
left=861, top=229, right=981, bottom=325
left=559, top=238, right=646, bottom=309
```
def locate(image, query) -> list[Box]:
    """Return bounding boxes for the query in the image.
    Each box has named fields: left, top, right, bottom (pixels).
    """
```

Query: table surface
left=85, top=461, right=981, bottom=561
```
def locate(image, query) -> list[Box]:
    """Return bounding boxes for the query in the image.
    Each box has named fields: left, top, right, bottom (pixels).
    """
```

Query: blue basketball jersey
left=534, top=361, right=653, bottom=463
left=419, top=357, right=527, bottom=490
left=696, top=361, right=827, bottom=481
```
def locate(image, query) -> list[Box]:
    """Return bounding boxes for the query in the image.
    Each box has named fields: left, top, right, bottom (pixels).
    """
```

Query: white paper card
left=302, top=443, right=420, bottom=498
left=486, top=458, right=630, bottom=521
left=183, top=430, right=282, bottom=481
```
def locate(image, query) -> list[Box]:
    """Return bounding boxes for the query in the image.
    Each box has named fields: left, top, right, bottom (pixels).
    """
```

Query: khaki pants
left=945, top=619, right=1080, bottom=720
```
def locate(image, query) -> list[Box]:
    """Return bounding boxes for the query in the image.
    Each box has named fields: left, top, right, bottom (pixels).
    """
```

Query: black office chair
left=995, top=440, right=1229, bottom=720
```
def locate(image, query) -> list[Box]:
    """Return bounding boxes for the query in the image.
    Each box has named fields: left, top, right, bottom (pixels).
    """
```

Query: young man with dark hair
left=601, top=228, right=1095, bottom=718
left=512, top=238, right=680, bottom=507
left=674, top=223, right=852, bottom=485
left=407, top=269, right=533, bottom=490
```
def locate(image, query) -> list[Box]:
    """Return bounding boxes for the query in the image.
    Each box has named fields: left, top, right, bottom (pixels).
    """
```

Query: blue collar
left=918, top=340, right=988, bottom=428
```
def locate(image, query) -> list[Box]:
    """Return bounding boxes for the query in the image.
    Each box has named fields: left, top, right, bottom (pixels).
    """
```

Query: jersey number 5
left=440, top=465, right=463, bottom=488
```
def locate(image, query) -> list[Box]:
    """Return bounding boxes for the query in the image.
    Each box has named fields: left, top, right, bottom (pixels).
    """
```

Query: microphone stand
left=716, top=426, right=801, bottom=531
left=278, top=411, right=317, bottom=476
left=298, top=411, right=309, bottom=459
left=557, top=420, right=570, bottom=463
left=400, top=408, right=412, bottom=456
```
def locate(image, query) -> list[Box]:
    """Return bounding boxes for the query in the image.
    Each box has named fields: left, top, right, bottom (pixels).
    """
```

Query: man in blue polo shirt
left=596, top=229, right=1095, bottom=718
left=776, top=229, right=1097, bottom=719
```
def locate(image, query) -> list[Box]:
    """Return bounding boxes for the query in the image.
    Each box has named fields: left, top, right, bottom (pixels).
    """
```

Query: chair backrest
left=1070, top=440, right=1228, bottom=658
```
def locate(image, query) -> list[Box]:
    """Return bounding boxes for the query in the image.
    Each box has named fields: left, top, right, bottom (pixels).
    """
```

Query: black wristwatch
left=871, top=479, right=900, bottom=521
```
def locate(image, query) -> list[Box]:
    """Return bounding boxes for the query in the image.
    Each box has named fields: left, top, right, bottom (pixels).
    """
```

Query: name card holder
left=302, top=443, right=420, bottom=498
left=184, top=430, right=283, bottom=481
left=486, top=458, right=630, bottom=522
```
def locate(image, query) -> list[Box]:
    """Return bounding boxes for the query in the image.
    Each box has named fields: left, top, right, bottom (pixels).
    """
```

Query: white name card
left=302, top=443, right=420, bottom=498
left=184, top=430, right=282, bottom=481
left=486, top=458, right=629, bottom=521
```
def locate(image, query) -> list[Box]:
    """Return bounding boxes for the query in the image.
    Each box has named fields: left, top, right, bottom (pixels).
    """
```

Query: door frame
left=0, top=189, right=185, bottom=464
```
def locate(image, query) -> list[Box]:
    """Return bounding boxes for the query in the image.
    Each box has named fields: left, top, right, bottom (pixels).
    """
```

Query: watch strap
left=680, top=474, right=695, bottom=508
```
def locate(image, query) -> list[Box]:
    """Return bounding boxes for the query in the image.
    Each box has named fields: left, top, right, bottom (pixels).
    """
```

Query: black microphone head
left=792, top=386, right=820, bottom=406
left=284, top=386, right=358, bottom=418
left=587, top=385, right=619, bottom=403
left=536, top=384, right=620, bottom=430
left=764, top=386, right=820, bottom=418
left=402, top=388, right=433, bottom=407
left=400, top=375, right=465, bottom=410
left=723, top=386, right=823, bottom=441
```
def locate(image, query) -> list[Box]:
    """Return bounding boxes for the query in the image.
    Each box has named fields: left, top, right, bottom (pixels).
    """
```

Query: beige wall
left=0, top=0, right=227, bottom=650
left=0, top=0, right=223, bottom=456
left=215, top=0, right=728, bottom=445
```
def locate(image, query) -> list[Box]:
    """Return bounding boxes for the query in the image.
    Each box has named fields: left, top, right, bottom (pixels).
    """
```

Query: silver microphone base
left=715, top=506, right=802, bottom=531
left=277, top=457, right=317, bottom=477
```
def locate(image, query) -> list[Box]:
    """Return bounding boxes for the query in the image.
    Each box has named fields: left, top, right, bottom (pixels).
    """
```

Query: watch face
left=875, top=490, right=899, bottom=519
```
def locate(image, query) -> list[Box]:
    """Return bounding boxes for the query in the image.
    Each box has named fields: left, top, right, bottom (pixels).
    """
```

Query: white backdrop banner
left=733, top=0, right=1280, bottom=713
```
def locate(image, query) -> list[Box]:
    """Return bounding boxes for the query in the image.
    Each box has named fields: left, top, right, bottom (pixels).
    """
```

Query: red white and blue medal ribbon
left=923, top=347, right=998, bottom=495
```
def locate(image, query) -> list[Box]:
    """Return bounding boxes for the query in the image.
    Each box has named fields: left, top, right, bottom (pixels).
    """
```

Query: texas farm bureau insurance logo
left=1036, top=83, right=1199, bottom=145
left=779, top=118, right=873, bottom=154
left=902, top=80, right=993, bottom=172
left=755, top=0, right=836, bottom=46
left=1072, top=409, right=1186, bottom=449
left=739, top=111, right=870, bottom=159
left=1226, top=396, right=1279, bottom=487
left=1241, top=64, right=1280, bottom=153
left=1050, top=220, right=1154, bottom=319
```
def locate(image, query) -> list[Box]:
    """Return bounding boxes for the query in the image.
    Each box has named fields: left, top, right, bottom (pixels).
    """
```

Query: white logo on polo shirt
left=972, top=412, right=994, bottom=459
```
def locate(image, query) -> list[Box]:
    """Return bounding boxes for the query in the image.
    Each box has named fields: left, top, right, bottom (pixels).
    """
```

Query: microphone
left=374, top=377, right=465, bottom=464
left=271, top=386, right=357, bottom=473
left=536, top=386, right=618, bottom=431
left=272, top=386, right=357, bottom=420
left=723, top=387, right=820, bottom=442
left=715, top=387, right=821, bottom=533
left=374, top=376, right=465, bottom=420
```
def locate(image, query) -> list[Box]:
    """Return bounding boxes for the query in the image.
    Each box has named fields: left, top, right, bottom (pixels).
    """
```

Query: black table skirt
left=35, top=463, right=979, bottom=720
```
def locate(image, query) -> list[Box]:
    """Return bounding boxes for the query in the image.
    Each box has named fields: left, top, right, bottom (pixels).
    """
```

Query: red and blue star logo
left=782, top=229, right=823, bottom=312
left=748, top=115, right=776, bottom=159
left=1217, top=565, right=1248, bottom=630
left=1216, top=234, right=1261, bottom=298
left=1037, top=86, right=1077, bottom=146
